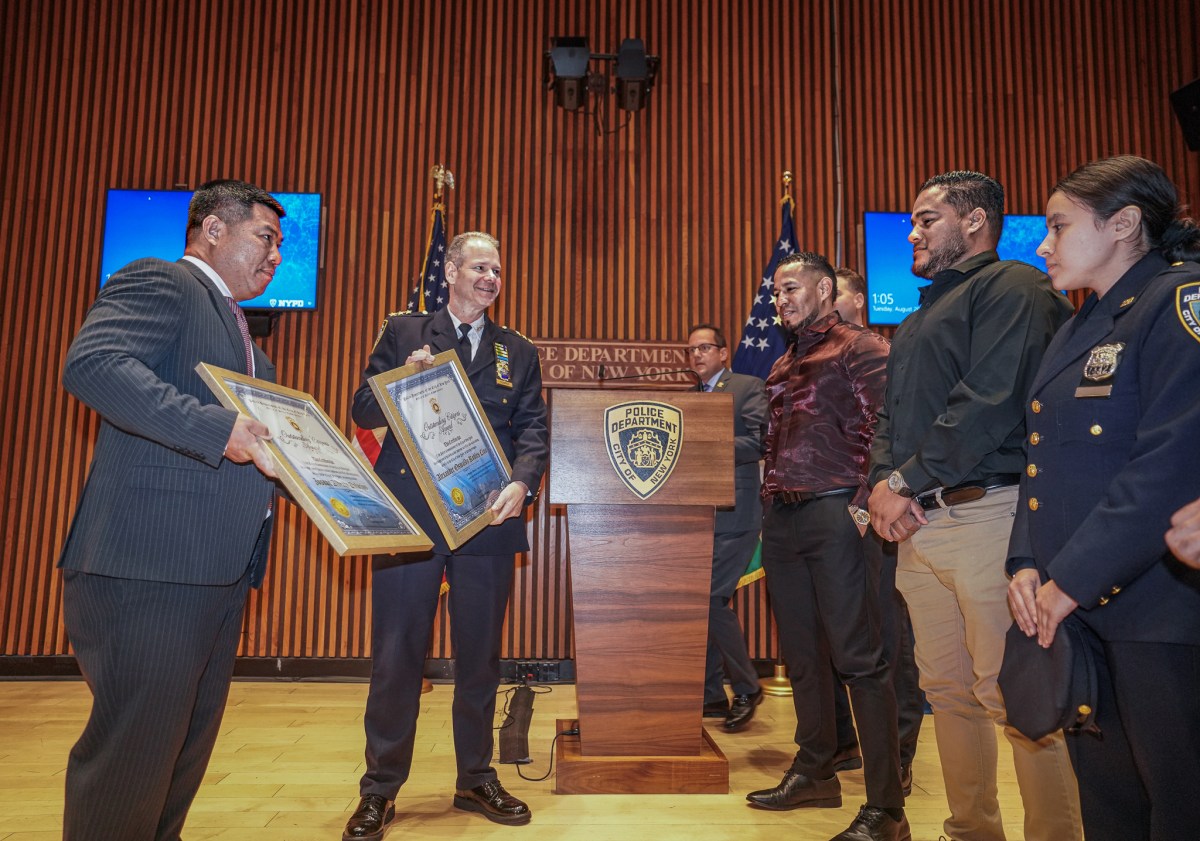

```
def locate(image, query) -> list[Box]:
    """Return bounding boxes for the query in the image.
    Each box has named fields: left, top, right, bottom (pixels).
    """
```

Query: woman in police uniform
left=1005, top=156, right=1200, bottom=841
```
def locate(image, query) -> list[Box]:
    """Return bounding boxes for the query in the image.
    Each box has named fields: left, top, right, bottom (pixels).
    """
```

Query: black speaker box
left=1171, top=77, right=1200, bottom=152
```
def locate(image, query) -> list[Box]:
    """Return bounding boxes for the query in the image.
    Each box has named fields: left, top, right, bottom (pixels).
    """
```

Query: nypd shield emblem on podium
left=604, top=401, right=683, bottom=500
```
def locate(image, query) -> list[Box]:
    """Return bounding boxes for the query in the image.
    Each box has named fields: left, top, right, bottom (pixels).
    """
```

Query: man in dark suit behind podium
left=344, top=231, right=548, bottom=839
left=58, top=179, right=285, bottom=840
left=688, top=324, right=768, bottom=732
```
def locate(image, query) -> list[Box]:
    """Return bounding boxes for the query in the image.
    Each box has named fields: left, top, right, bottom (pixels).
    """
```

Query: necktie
left=457, top=322, right=474, bottom=365
left=225, top=297, right=254, bottom=375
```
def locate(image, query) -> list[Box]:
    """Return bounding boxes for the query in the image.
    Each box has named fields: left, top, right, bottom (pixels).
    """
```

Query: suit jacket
left=704, top=369, right=767, bottom=534
left=1007, top=252, right=1200, bottom=643
left=352, top=308, right=549, bottom=556
left=59, top=258, right=277, bottom=587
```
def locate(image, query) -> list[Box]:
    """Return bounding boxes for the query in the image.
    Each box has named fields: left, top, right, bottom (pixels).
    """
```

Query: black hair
left=921, top=170, right=1005, bottom=239
left=687, top=323, right=726, bottom=347
left=775, top=251, right=838, bottom=298
left=1054, top=155, right=1200, bottom=263
left=186, top=179, right=285, bottom=240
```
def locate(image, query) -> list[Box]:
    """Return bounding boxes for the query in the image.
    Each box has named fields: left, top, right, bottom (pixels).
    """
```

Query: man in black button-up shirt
left=867, top=171, right=1080, bottom=841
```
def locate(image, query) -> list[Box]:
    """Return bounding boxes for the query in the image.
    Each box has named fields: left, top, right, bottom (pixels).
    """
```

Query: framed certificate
left=197, top=363, right=432, bottom=556
left=368, top=350, right=513, bottom=550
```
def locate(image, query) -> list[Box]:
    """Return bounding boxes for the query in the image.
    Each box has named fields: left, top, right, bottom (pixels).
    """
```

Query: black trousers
left=833, top=535, right=925, bottom=765
left=1067, top=632, right=1200, bottom=841
left=62, top=568, right=251, bottom=841
left=762, top=495, right=903, bottom=809
left=704, top=527, right=761, bottom=702
left=360, top=550, right=514, bottom=797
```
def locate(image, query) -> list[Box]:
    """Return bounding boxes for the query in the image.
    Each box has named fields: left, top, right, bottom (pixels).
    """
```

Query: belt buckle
left=913, top=488, right=943, bottom=511
left=940, top=485, right=987, bottom=507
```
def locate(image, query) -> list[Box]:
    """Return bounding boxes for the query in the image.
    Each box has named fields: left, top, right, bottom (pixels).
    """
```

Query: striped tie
left=225, top=297, right=254, bottom=375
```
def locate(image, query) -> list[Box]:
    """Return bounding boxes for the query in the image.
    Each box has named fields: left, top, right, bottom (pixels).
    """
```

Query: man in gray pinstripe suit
left=58, top=180, right=285, bottom=841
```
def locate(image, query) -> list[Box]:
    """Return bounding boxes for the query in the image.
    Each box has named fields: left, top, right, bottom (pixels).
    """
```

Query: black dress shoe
left=746, top=770, right=842, bottom=810
left=343, top=794, right=395, bottom=841
left=833, top=744, right=863, bottom=772
left=723, top=689, right=763, bottom=731
left=899, top=763, right=912, bottom=797
left=703, top=699, right=729, bottom=718
left=829, top=805, right=911, bottom=841
left=453, top=780, right=532, bottom=825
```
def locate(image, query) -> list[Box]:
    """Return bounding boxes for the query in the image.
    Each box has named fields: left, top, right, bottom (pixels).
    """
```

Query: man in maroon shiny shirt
left=745, top=251, right=906, bottom=841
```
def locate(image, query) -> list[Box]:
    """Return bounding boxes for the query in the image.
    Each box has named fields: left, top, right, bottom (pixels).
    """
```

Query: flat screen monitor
left=862, top=211, right=1048, bottom=325
left=100, top=189, right=322, bottom=311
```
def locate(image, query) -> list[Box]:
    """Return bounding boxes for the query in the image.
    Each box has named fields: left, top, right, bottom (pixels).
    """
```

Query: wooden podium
left=547, top=388, right=734, bottom=794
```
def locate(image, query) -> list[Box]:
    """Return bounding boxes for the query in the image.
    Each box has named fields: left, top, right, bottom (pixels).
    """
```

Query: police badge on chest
left=1076, top=343, right=1125, bottom=398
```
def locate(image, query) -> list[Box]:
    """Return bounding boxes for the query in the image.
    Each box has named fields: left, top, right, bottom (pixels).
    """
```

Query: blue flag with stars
left=732, top=196, right=797, bottom=379
left=406, top=201, right=448, bottom=313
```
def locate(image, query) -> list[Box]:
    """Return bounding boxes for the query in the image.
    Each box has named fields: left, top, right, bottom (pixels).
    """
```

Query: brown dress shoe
left=342, top=794, right=395, bottom=841
left=453, top=780, right=532, bottom=825
left=746, top=770, right=842, bottom=810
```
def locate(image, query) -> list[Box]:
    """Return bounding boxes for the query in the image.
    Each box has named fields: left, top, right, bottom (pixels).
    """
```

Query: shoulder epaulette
left=499, top=324, right=535, bottom=344
left=388, top=308, right=432, bottom=317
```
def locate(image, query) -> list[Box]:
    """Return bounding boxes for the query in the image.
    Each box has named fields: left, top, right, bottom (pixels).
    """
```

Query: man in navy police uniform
left=344, top=231, right=548, bottom=840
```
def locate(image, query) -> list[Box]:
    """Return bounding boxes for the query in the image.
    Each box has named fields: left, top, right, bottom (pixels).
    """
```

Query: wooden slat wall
left=2, top=0, right=1197, bottom=663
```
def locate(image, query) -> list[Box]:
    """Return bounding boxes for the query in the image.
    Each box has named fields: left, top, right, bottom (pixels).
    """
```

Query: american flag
left=354, top=201, right=450, bottom=464
left=406, top=201, right=449, bottom=313
left=731, top=195, right=797, bottom=379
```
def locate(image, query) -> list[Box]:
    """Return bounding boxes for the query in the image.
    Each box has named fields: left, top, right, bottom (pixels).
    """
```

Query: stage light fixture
left=547, top=36, right=591, bottom=111
left=614, top=38, right=658, bottom=112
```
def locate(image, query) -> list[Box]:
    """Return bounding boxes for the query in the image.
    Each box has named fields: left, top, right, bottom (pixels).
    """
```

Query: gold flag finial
left=430, top=164, right=456, bottom=201
left=781, top=171, right=794, bottom=207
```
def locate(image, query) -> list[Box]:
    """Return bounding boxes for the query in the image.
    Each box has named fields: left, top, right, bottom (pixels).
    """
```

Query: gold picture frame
left=197, top=363, right=432, bottom=556
left=368, top=350, right=513, bottom=550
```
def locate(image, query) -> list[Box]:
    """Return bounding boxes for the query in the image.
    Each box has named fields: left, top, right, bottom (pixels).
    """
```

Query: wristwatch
left=887, top=470, right=915, bottom=498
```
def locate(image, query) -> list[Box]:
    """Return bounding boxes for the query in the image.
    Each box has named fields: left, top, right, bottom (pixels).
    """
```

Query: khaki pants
left=897, top=486, right=1082, bottom=841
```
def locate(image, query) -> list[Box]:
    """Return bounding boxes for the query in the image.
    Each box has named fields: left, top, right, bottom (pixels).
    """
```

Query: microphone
left=597, top=367, right=702, bottom=387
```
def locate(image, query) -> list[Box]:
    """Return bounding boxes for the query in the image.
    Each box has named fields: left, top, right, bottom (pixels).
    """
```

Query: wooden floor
left=0, top=680, right=1031, bottom=841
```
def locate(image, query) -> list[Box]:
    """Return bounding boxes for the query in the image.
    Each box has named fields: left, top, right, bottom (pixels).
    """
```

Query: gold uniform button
left=1098, top=596, right=1110, bottom=606
left=1027, top=464, right=1038, bottom=477
left=400, top=469, right=407, bottom=475
left=1110, top=586, right=1121, bottom=595
left=1030, top=432, right=1041, bottom=445
left=1028, top=498, right=1039, bottom=511
left=1090, top=424, right=1103, bottom=436
left=1031, top=400, right=1042, bottom=413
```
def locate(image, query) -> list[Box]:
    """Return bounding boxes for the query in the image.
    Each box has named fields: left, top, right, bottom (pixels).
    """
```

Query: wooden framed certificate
left=368, top=350, right=513, bottom=550
left=197, top=363, right=432, bottom=556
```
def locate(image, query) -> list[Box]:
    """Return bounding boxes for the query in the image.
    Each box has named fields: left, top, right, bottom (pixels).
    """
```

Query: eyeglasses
left=687, top=343, right=721, bottom=354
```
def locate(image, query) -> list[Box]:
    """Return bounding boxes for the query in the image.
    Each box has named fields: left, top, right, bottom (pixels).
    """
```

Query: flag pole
left=760, top=170, right=795, bottom=699
left=414, top=165, right=455, bottom=313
